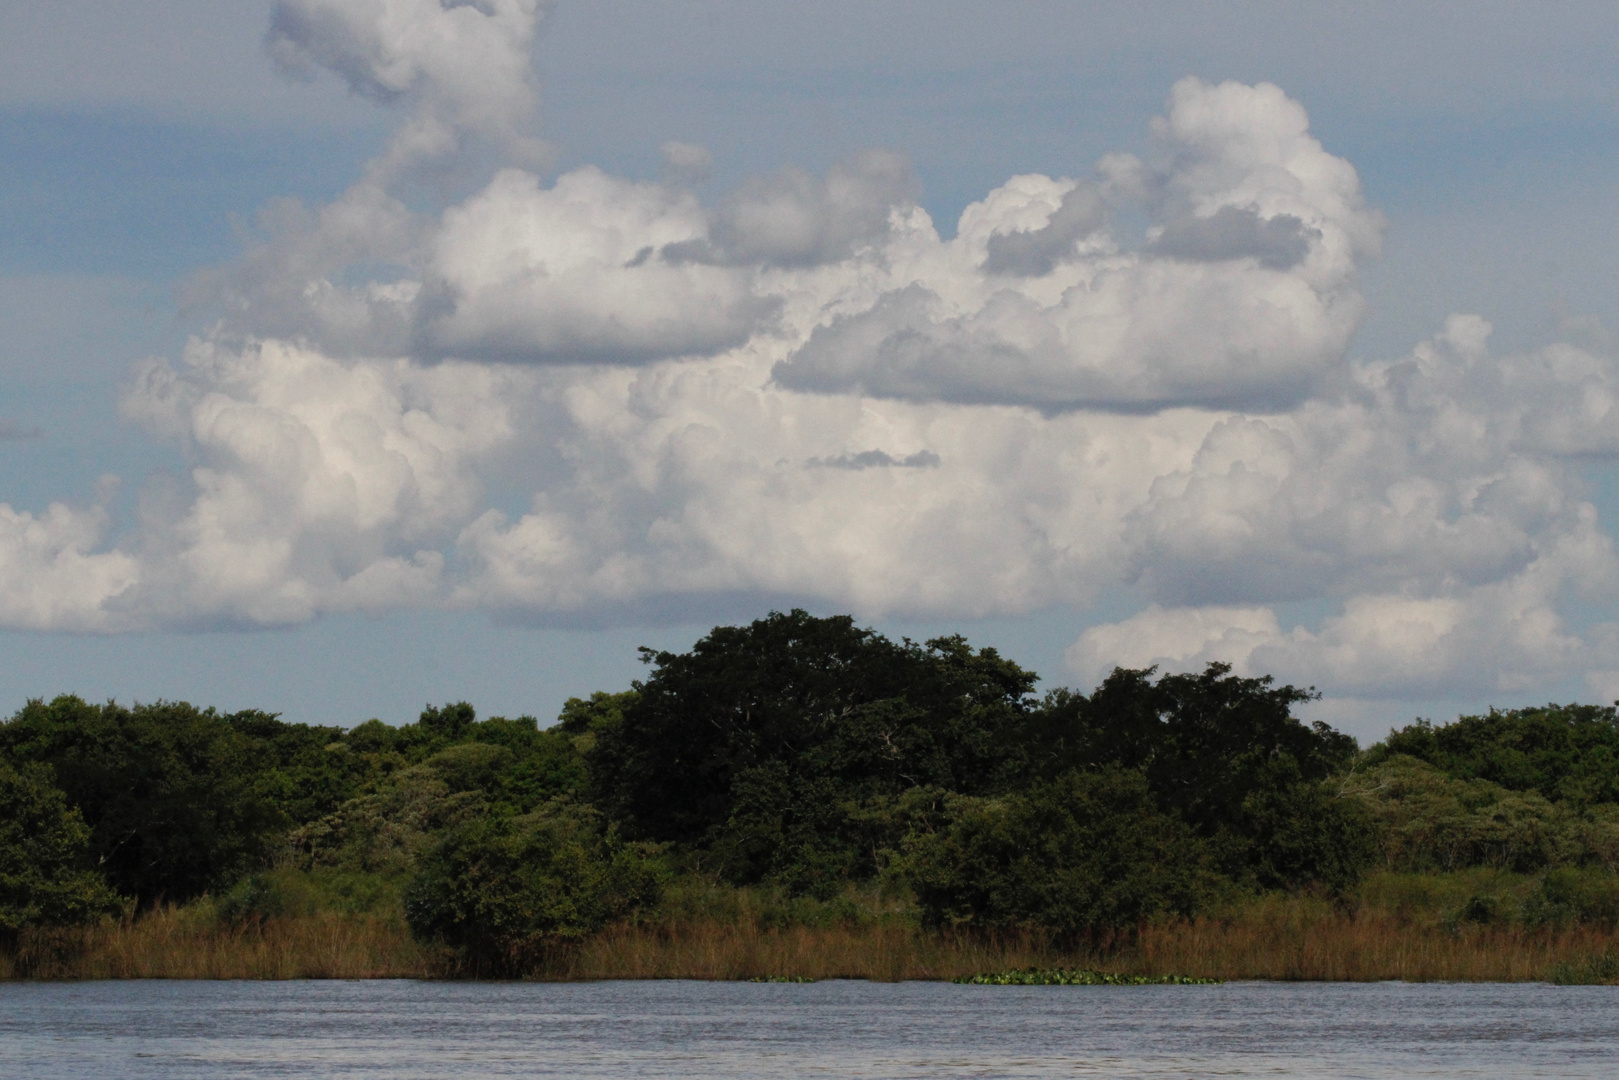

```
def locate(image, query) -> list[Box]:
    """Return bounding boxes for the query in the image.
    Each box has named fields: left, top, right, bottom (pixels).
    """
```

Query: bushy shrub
left=217, top=871, right=318, bottom=924
left=404, top=806, right=665, bottom=973
left=1372, top=706, right=1619, bottom=805
left=1520, top=868, right=1619, bottom=929
left=217, top=867, right=401, bottom=923
left=290, top=765, right=487, bottom=877
left=904, top=768, right=1216, bottom=941
left=427, top=743, right=517, bottom=794
left=1239, top=766, right=1376, bottom=893
left=1345, top=756, right=1598, bottom=872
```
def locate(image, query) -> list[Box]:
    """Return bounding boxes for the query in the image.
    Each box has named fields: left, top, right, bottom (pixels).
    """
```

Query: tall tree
left=0, top=761, right=118, bottom=944
left=0, top=697, right=281, bottom=904
left=587, top=610, right=1037, bottom=888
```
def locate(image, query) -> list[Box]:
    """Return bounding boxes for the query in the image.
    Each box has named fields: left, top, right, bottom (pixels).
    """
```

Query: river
left=4, top=978, right=1617, bottom=1078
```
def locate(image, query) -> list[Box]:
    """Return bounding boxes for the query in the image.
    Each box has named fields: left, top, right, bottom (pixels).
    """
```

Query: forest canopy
left=4, top=610, right=1619, bottom=969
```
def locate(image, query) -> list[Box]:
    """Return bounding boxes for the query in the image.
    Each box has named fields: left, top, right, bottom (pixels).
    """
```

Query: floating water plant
left=954, top=967, right=1220, bottom=985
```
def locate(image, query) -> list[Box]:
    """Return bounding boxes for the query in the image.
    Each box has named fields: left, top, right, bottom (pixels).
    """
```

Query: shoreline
left=7, top=898, right=1617, bottom=984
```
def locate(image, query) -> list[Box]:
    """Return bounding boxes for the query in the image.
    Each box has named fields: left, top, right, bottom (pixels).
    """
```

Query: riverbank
left=5, top=872, right=1618, bottom=982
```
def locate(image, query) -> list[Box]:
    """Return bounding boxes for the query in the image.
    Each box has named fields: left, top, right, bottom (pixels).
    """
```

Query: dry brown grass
left=7, top=882, right=1619, bottom=983
left=1, top=906, right=442, bottom=980
left=1125, top=892, right=1619, bottom=982
left=545, top=921, right=1060, bottom=981
left=540, top=903, right=1619, bottom=982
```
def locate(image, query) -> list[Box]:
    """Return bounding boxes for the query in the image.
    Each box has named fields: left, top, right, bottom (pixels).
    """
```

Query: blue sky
left=2, top=1, right=1619, bottom=741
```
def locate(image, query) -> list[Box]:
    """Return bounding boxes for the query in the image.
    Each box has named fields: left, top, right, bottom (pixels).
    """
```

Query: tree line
left=5, top=609, right=1619, bottom=969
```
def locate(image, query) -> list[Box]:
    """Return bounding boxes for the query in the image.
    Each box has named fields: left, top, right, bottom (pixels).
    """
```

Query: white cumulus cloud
left=267, top=0, right=551, bottom=171
left=773, top=78, right=1381, bottom=413
left=118, top=337, right=520, bottom=626
left=420, top=167, right=771, bottom=363
left=6, top=3, right=1619, bottom=718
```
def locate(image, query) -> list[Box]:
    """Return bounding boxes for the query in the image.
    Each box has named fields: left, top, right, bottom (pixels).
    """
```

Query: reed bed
left=1123, top=894, right=1619, bottom=983
left=1, top=906, right=440, bottom=980
left=7, top=883, right=1619, bottom=983
left=545, top=906, right=1619, bottom=983
left=546, top=922, right=1060, bottom=982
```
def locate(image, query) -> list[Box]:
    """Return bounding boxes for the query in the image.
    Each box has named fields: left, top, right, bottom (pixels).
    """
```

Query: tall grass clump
left=7, top=869, right=1619, bottom=982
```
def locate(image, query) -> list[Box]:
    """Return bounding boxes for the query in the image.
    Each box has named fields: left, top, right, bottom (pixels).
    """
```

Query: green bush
left=1345, top=756, right=1595, bottom=872
left=904, top=768, right=1216, bottom=941
left=1372, top=706, right=1619, bottom=805
left=217, top=871, right=318, bottom=924
left=404, top=806, right=665, bottom=973
left=427, top=743, right=517, bottom=794
left=1548, top=948, right=1619, bottom=985
left=217, top=867, right=402, bottom=923
left=1520, top=868, right=1619, bottom=929
left=290, top=764, right=488, bottom=876
left=1239, top=768, right=1376, bottom=893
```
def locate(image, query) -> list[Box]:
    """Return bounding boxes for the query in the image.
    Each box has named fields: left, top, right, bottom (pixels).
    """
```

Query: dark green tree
left=0, top=761, right=119, bottom=945
left=419, top=702, right=477, bottom=741
left=1021, top=663, right=1367, bottom=888
left=586, top=610, right=1037, bottom=888
left=226, top=710, right=362, bottom=828
left=0, top=696, right=281, bottom=904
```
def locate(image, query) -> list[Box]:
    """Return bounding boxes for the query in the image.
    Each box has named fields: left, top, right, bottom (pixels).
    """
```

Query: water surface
left=3, top=979, right=1616, bottom=1078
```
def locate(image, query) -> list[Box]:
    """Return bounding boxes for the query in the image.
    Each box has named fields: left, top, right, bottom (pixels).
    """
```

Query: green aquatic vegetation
left=954, top=967, right=1220, bottom=985
left=1547, top=948, right=1619, bottom=985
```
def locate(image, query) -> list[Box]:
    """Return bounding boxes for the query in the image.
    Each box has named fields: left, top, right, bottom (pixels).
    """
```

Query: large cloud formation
left=5, top=0, right=1618, bottom=711
left=774, top=79, right=1380, bottom=412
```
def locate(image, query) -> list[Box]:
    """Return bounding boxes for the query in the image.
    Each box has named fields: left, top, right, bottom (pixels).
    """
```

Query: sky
left=3, top=1, right=1619, bottom=743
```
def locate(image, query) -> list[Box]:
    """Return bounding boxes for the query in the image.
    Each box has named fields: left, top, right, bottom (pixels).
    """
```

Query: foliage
left=0, top=761, right=119, bottom=943
left=591, top=624, right=1380, bottom=906
left=0, top=694, right=597, bottom=913
left=1342, top=755, right=1619, bottom=872
left=556, top=690, right=636, bottom=745
left=12, top=610, right=1619, bottom=954
left=1239, top=767, right=1377, bottom=892
left=403, top=804, right=665, bottom=973
left=0, top=697, right=284, bottom=904
left=1021, top=664, right=1367, bottom=889
left=1547, top=948, right=1619, bottom=985
left=344, top=703, right=592, bottom=810
left=290, top=764, right=487, bottom=877
left=217, top=866, right=408, bottom=924
left=1367, top=706, right=1619, bottom=806
left=905, top=768, right=1217, bottom=939
left=587, top=610, right=1037, bottom=889
left=223, top=710, right=363, bottom=828
left=1520, top=868, right=1619, bottom=929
